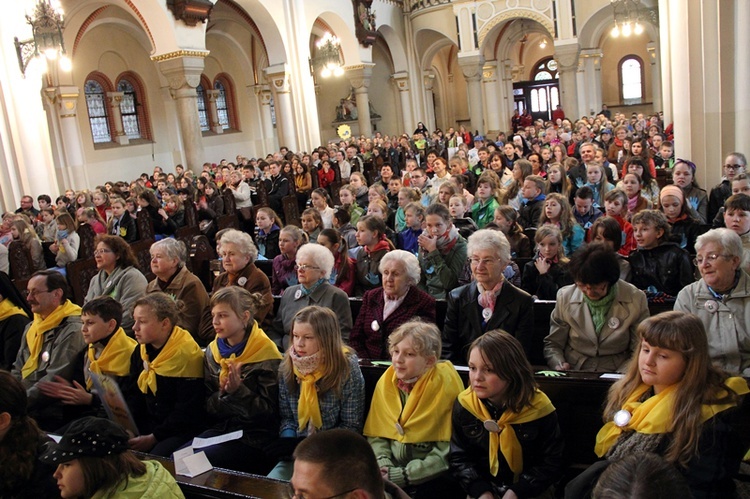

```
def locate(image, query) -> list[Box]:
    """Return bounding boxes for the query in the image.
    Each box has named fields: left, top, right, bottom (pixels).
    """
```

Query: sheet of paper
left=192, top=430, right=243, bottom=449
left=600, top=373, right=625, bottom=379
left=49, top=434, right=62, bottom=443
left=179, top=451, right=213, bottom=478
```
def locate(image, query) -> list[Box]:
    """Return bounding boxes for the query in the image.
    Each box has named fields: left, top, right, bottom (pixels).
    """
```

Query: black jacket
left=628, top=242, right=694, bottom=297
left=708, top=180, right=732, bottom=223
left=518, top=198, right=544, bottom=229
left=110, top=210, right=138, bottom=243
left=256, top=227, right=281, bottom=260
left=450, top=400, right=564, bottom=499
left=442, top=282, right=535, bottom=364
left=0, top=313, right=31, bottom=370
left=521, top=260, right=573, bottom=301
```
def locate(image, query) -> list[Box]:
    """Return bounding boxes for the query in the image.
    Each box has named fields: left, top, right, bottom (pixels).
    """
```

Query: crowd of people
left=2, top=109, right=750, bottom=498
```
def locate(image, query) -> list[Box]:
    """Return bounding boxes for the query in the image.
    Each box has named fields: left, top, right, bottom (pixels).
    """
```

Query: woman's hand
left=534, top=257, right=551, bottom=275
left=128, top=433, right=157, bottom=452
left=556, top=362, right=571, bottom=371
left=417, top=233, right=437, bottom=253
left=222, top=362, right=243, bottom=395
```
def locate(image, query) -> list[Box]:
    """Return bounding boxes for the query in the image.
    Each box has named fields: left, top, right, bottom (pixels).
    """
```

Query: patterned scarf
left=583, top=282, right=618, bottom=334
left=291, top=348, right=324, bottom=432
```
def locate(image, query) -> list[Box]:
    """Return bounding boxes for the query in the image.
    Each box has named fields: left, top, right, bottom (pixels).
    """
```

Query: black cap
left=39, top=417, right=129, bottom=464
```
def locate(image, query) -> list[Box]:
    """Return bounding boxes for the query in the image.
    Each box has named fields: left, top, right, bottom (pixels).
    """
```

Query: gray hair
left=379, top=250, right=420, bottom=285
left=695, top=228, right=743, bottom=260
left=467, top=229, right=511, bottom=264
left=296, top=243, right=334, bottom=279
left=150, top=238, right=187, bottom=265
left=219, top=229, right=258, bottom=261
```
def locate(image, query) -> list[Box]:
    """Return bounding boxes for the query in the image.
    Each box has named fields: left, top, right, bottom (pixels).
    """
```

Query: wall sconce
left=539, top=38, right=547, bottom=49
left=310, top=32, right=344, bottom=78
left=14, top=0, right=71, bottom=77
left=610, top=0, right=646, bottom=38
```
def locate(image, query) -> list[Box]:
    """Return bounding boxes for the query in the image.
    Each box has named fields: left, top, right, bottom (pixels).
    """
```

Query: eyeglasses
left=94, top=248, right=113, bottom=256
left=26, top=289, right=52, bottom=298
left=575, top=282, right=609, bottom=294
left=469, top=257, right=501, bottom=267
left=295, top=264, right=321, bottom=272
left=724, top=164, right=745, bottom=171
left=693, top=253, right=732, bottom=266
left=286, top=483, right=359, bottom=499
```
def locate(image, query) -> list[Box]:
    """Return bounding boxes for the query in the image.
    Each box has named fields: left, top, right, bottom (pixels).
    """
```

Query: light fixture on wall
left=539, top=38, right=547, bottom=49
left=310, top=32, right=344, bottom=78
left=14, top=0, right=71, bottom=77
left=610, top=0, right=646, bottom=38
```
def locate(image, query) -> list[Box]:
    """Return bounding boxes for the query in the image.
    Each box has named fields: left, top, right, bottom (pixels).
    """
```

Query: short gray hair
left=150, top=238, right=187, bottom=265
left=379, top=250, right=420, bottom=285
left=695, top=228, right=743, bottom=260
left=219, top=229, right=258, bottom=261
left=297, top=243, right=334, bottom=279
left=467, top=229, right=511, bottom=264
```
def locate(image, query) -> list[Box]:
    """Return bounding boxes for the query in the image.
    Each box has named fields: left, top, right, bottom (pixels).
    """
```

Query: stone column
left=658, top=0, right=673, bottom=125
left=646, top=42, right=662, bottom=113
left=500, top=59, right=515, bottom=131
left=205, top=89, right=223, bottom=134
left=423, top=72, right=436, bottom=132
left=459, top=55, right=485, bottom=135
left=158, top=55, right=206, bottom=172
left=252, top=84, right=276, bottom=146
left=554, top=41, right=581, bottom=119
left=482, top=61, right=501, bottom=135
left=392, top=72, right=414, bottom=134
left=48, top=86, right=88, bottom=190
left=265, top=64, right=297, bottom=151
left=349, top=65, right=375, bottom=138
left=106, top=91, right=129, bottom=145
left=579, top=49, right=603, bottom=116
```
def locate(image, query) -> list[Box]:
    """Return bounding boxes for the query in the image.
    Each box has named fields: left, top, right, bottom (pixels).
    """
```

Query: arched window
left=196, top=75, right=210, bottom=132
left=619, top=55, right=644, bottom=105
left=214, top=74, right=238, bottom=130
left=117, top=79, right=141, bottom=139
left=84, top=79, right=111, bottom=144
left=532, top=57, right=559, bottom=81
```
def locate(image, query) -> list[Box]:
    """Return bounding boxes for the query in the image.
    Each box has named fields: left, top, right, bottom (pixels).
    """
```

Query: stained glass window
left=84, top=80, right=110, bottom=144
left=215, top=80, right=230, bottom=129
left=117, top=79, right=141, bottom=139
left=196, top=84, right=209, bottom=131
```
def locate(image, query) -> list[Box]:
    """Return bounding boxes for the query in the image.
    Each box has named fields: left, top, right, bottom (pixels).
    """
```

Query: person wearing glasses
left=675, top=228, right=750, bottom=375
left=442, top=230, right=534, bottom=364
left=544, top=243, right=649, bottom=372
left=708, top=152, right=746, bottom=222
left=85, top=235, right=148, bottom=336
left=269, top=244, right=352, bottom=350
left=11, top=270, right=85, bottom=430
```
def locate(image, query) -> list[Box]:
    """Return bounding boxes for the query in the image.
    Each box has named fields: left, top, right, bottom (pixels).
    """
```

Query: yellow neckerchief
left=595, top=376, right=749, bottom=457
left=458, top=387, right=555, bottom=478
left=0, top=298, right=28, bottom=322
left=86, top=327, right=137, bottom=389
left=208, top=321, right=282, bottom=387
left=364, top=361, right=464, bottom=443
left=293, top=364, right=324, bottom=432
left=21, top=300, right=81, bottom=379
left=137, top=325, right=204, bottom=394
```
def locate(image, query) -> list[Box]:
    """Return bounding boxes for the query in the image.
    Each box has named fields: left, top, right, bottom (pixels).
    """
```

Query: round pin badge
left=608, top=317, right=620, bottom=329
left=41, top=351, right=50, bottom=363
left=294, top=289, right=302, bottom=300
left=704, top=300, right=718, bottom=313
left=482, top=308, right=492, bottom=321
left=143, top=360, right=149, bottom=372
left=483, top=420, right=501, bottom=433
left=371, top=320, right=380, bottom=331
left=106, top=280, right=112, bottom=288
left=237, top=277, right=247, bottom=286
left=395, top=423, right=405, bottom=436
left=613, top=409, right=632, bottom=427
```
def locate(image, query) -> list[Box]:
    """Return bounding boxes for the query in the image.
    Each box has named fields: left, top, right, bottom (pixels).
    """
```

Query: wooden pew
left=76, top=223, right=97, bottom=260
left=66, top=257, right=98, bottom=305
left=190, top=235, right=216, bottom=291
left=8, top=240, right=35, bottom=296
left=136, top=210, right=155, bottom=241
left=131, top=238, right=156, bottom=281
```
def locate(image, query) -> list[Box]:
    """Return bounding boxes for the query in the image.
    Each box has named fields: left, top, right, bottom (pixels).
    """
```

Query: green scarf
left=583, top=282, right=617, bottom=334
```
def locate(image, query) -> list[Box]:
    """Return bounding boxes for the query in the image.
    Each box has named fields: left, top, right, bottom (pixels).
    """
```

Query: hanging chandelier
left=610, top=0, right=646, bottom=38
left=310, top=33, right=344, bottom=78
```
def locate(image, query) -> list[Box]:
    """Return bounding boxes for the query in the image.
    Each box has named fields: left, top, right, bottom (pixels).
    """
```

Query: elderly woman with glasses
left=544, top=243, right=649, bottom=372
left=268, top=244, right=352, bottom=350
left=350, top=250, right=436, bottom=360
left=442, top=229, right=534, bottom=364
left=145, top=238, right=212, bottom=345
left=212, top=229, right=273, bottom=325
left=85, top=235, right=148, bottom=335
left=675, top=228, right=750, bottom=375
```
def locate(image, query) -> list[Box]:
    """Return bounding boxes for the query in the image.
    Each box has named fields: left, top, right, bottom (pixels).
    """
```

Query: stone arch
left=311, top=10, right=364, bottom=67
left=416, top=29, right=457, bottom=71
left=578, top=3, right=659, bottom=48
left=478, top=8, right=554, bottom=54
left=232, top=0, right=288, bottom=65
left=483, top=17, right=552, bottom=64
left=377, top=24, right=408, bottom=74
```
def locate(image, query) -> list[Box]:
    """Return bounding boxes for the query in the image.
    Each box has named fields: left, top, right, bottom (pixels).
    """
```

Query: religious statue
left=353, top=0, right=377, bottom=47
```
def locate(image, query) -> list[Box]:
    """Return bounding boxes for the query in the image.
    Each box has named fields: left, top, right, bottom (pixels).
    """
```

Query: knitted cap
left=660, top=184, right=684, bottom=203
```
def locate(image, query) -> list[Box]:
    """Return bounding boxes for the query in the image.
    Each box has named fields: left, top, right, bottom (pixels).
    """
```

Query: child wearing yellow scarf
left=568, top=311, right=750, bottom=498
left=198, top=288, right=283, bottom=474
left=364, top=321, right=464, bottom=496
left=451, top=330, right=564, bottom=499
left=125, top=293, right=205, bottom=457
